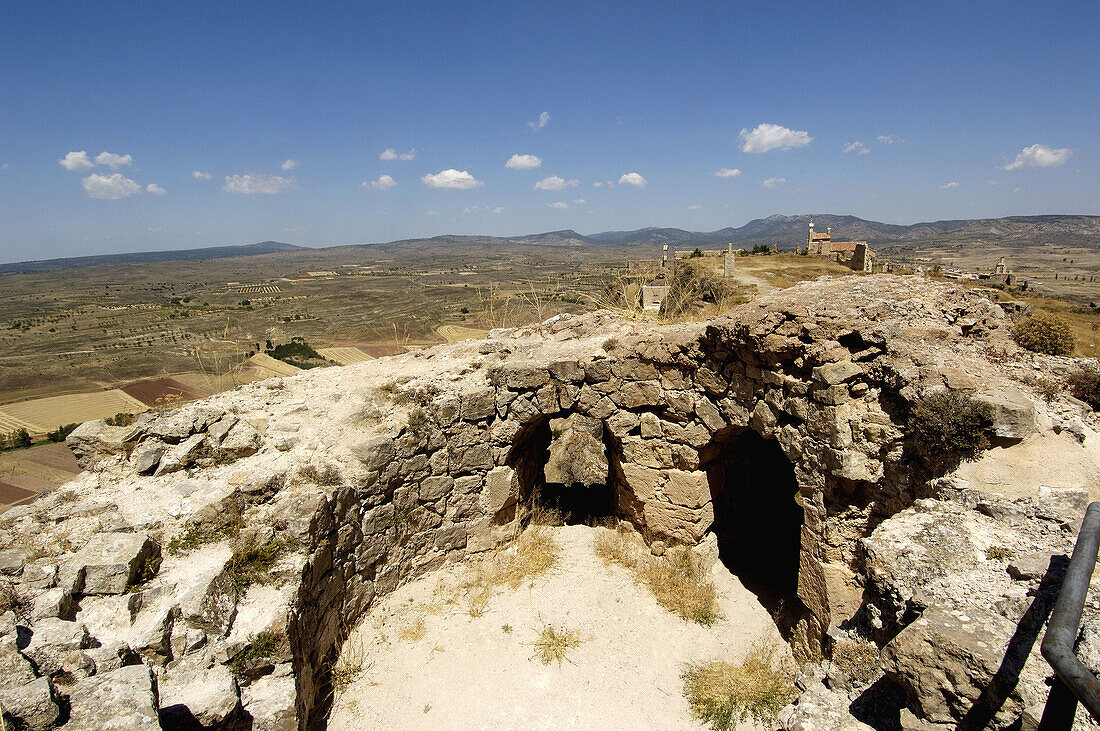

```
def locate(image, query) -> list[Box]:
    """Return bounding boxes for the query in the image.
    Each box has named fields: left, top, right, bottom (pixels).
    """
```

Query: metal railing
left=1040, top=501, right=1100, bottom=726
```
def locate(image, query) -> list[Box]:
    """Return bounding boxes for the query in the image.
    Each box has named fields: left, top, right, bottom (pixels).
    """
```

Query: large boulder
left=159, top=663, right=241, bottom=728
left=65, top=420, right=131, bottom=470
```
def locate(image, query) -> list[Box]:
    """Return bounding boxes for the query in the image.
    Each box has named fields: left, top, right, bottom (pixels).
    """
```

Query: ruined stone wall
left=0, top=276, right=1039, bottom=729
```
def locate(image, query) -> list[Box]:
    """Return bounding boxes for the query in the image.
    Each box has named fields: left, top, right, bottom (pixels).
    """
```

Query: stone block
left=75, top=533, right=160, bottom=595
left=974, top=387, right=1036, bottom=440
left=159, top=663, right=242, bottom=728
left=0, top=677, right=59, bottom=731
left=663, top=470, right=710, bottom=509
left=480, top=466, right=518, bottom=516
left=65, top=420, right=129, bottom=470
left=812, top=361, right=863, bottom=386
left=66, top=664, right=159, bottom=731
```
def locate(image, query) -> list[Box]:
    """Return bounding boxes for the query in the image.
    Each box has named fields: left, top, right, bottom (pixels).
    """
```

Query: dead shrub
left=399, top=617, right=427, bottom=642
left=1069, top=365, right=1100, bottom=410
left=830, top=638, right=879, bottom=687
left=0, top=579, right=32, bottom=622
left=1012, top=312, right=1076, bottom=356
left=682, top=641, right=797, bottom=731
left=461, top=523, right=560, bottom=616
left=641, top=547, right=721, bottom=625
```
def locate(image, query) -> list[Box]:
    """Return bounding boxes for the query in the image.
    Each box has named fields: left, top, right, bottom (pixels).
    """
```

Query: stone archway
left=506, top=411, right=621, bottom=525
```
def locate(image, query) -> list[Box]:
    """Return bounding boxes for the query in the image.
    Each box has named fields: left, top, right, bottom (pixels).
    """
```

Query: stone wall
left=0, top=275, right=1053, bottom=729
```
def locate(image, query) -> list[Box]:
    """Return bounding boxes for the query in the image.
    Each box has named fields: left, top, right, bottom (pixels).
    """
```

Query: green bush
left=1069, top=366, right=1100, bottom=409
left=1012, top=313, right=1075, bottom=356
left=3, top=428, right=32, bottom=451
left=909, top=391, right=994, bottom=472
left=47, top=423, right=80, bottom=442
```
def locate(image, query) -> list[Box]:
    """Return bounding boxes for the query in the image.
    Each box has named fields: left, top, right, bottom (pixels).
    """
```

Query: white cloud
left=94, top=151, right=133, bottom=169
left=877, top=134, right=901, bottom=144
left=1003, top=143, right=1073, bottom=171
left=81, top=173, right=141, bottom=199
left=425, top=210, right=436, bottom=216
left=592, top=181, right=603, bottom=187
left=548, top=201, right=569, bottom=209
left=362, top=174, right=396, bottom=191
left=939, top=181, right=960, bottom=189
left=987, top=180, right=998, bottom=186
left=618, top=172, right=647, bottom=188
left=191, top=171, right=213, bottom=179
left=505, top=154, right=542, bottom=170
left=761, top=176, right=787, bottom=190
left=527, top=111, right=550, bottom=131
left=146, top=226, right=162, bottom=232
left=380, top=148, right=416, bottom=161
left=572, top=198, right=586, bottom=205
left=461, top=205, right=505, bottom=215
left=59, top=151, right=94, bottom=172
left=222, top=173, right=297, bottom=195
left=281, top=159, right=298, bottom=171
left=687, top=204, right=703, bottom=210
left=1, top=163, right=8, bottom=170
left=739, top=123, right=812, bottom=153
left=714, top=167, right=741, bottom=178
left=422, top=169, right=483, bottom=190
left=145, top=183, right=166, bottom=195
left=534, top=175, right=580, bottom=191
left=843, top=141, right=870, bottom=155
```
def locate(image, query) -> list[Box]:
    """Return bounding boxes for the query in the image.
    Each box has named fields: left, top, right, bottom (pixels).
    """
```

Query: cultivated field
left=0, top=389, right=147, bottom=434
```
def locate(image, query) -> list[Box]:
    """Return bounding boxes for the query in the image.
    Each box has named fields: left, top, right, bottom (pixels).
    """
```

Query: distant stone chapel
left=805, top=220, right=874, bottom=272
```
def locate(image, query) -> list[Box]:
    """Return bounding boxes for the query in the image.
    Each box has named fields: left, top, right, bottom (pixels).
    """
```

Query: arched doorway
left=702, top=427, right=809, bottom=641
left=507, top=412, right=618, bottom=525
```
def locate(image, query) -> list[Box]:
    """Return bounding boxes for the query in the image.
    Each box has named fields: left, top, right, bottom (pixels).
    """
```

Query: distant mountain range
left=0, top=241, right=301, bottom=275
left=3, top=215, right=1098, bottom=274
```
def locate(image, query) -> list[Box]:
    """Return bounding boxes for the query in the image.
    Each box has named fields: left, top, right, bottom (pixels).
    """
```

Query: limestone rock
left=22, top=618, right=92, bottom=676
left=242, top=671, right=297, bottom=730
left=974, top=387, right=1036, bottom=440
left=66, top=664, right=159, bottom=730
left=0, top=677, right=60, bottom=731
left=66, top=419, right=130, bottom=470
left=480, top=466, right=518, bottom=516
left=159, top=663, right=241, bottom=728
left=73, top=532, right=160, bottom=595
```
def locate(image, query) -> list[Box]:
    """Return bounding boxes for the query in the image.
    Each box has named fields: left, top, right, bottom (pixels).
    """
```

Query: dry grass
left=331, top=635, right=369, bottom=696
left=830, top=638, right=880, bottom=687
left=297, top=463, right=342, bottom=486
left=593, top=525, right=639, bottom=570
left=641, top=547, right=721, bottom=625
left=399, top=616, right=427, bottom=642
left=593, top=528, right=720, bottom=624
left=461, top=523, right=561, bottom=617
left=682, top=641, right=797, bottom=731
left=533, top=624, right=583, bottom=666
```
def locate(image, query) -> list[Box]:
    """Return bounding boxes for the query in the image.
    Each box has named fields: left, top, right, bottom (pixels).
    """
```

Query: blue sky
left=1, top=0, right=1097, bottom=262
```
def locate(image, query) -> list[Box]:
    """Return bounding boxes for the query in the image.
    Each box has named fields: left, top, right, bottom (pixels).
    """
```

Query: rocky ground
left=1, top=274, right=1099, bottom=729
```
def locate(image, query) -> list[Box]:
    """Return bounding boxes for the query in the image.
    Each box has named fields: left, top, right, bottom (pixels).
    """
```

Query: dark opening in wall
left=508, top=413, right=617, bottom=525
left=702, top=427, right=809, bottom=640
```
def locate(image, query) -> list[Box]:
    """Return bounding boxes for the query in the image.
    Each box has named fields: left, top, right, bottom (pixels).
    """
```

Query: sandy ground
left=329, top=525, right=786, bottom=731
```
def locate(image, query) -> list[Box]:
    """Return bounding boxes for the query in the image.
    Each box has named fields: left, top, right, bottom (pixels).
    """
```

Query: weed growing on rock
left=985, top=545, right=1015, bottom=561
left=227, top=533, right=294, bottom=590
left=229, top=630, right=288, bottom=674
left=167, top=492, right=247, bottom=553
left=830, top=638, right=879, bottom=687
left=298, top=463, right=342, bottom=486
left=682, top=641, right=797, bottom=731
left=1012, top=312, right=1076, bottom=356
left=533, top=624, right=582, bottom=665
left=909, top=391, right=993, bottom=473
left=601, top=337, right=619, bottom=352
left=126, top=552, right=162, bottom=592
left=641, top=547, right=721, bottom=625
left=461, top=524, right=561, bottom=616
left=593, top=525, right=639, bottom=569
